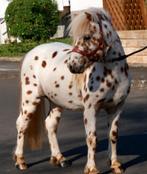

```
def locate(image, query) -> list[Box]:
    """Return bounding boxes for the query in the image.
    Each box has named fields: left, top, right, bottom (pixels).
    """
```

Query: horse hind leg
left=45, top=106, right=70, bottom=168
left=107, top=109, right=124, bottom=174
left=14, top=82, right=44, bottom=170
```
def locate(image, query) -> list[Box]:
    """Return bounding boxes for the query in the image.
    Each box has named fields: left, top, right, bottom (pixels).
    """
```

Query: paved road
left=0, top=74, right=147, bottom=174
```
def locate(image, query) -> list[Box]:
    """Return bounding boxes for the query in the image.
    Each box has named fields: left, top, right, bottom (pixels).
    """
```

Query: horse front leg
left=83, top=107, right=100, bottom=174
left=107, top=110, right=123, bottom=174
left=45, top=107, right=69, bottom=168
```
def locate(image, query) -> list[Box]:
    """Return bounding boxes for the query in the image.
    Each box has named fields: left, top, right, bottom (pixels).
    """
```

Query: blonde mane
left=69, top=8, right=111, bottom=43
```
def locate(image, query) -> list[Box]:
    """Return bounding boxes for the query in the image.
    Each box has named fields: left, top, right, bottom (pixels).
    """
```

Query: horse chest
left=84, top=64, right=131, bottom=109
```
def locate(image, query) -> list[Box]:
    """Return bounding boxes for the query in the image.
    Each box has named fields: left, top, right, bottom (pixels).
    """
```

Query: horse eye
left=83, top=35, right=91, bottom=41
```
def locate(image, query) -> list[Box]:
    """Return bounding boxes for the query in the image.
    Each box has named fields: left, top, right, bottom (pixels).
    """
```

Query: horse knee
left=110, top=129, right=118, bottom=144
left=45, top=107, right=62, bottom=132
left=86, top=132, right=97, bottom=148
left=45, top=116, right=59, bottom=134
left=16, top=115, right=30, bottom=132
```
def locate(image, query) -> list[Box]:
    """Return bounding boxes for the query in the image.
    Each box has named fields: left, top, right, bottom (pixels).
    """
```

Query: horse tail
left=25, top=98, right=46, bottom=150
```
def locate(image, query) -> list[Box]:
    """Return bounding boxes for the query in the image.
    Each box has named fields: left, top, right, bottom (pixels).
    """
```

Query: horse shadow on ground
left=28, top=134, right=147, bottom=173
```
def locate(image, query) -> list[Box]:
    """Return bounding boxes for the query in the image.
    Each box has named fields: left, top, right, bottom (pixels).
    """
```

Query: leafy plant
left=5, top=0, right=59, bottom=41
left=0, top=38, right=72, bottom=57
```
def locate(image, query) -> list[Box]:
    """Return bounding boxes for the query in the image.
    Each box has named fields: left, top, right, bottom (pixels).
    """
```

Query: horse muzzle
left=68, top=64, right=85, bottom=74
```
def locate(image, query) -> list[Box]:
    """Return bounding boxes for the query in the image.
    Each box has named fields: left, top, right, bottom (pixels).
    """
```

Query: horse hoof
left=112, top=167, right=124, bottom=174
left=84, top=166, right=100, bottom=174
left=111, top=161, right=124, bottom=174
left=15, top=163, right=28, bottom=170
left=60, top=160, right=72, bottom=168
left=14, top=155, right=28, bottom=170
left=49, top=156, right=60, bottom=166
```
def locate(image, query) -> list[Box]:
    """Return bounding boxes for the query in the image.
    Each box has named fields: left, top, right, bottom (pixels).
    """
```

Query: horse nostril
left=69, top=65, right=74, bottom=72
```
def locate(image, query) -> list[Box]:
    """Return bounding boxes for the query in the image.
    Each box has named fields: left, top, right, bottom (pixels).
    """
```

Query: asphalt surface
left=0, top=61, right=147, bottom=174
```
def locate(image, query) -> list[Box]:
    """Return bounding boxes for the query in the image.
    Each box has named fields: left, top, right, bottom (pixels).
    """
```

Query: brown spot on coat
left=88, top=103, right=92, bottom=108
left=53, top=67, right=57, bottom=71
left=100, top=88, right=104, bottom=92
left=115, top=121, right=119, bottom=127
left=68, top=100, right=73, bottom=103
left=27, top=90, right=32, bottom=95
left=24, top=110, right=27, bottom=114
left=104, top=24, right=108, bottom=28
left=27, top=113, right=33, bottom=118
left=34, top=56, right=39, bottom=60
left=64, top=60, right=68, bottom=64
left=32, top=102, right=38, bottom=106
left=83, top=94, right=90, bottom=103
left=61, top=76, right=64, bottom=80
left=84, top=118, right=87, bottom=125
left=55, top=84, right=60, bottom=88
left=115, top=79, right=118, bottom=84
left=52, top=51, right=58, bottom=58
left=96, top=76, right=100, bottom=81
left=69, top=84, right=72, bottom=89
left=97, top=98, right=105, bottom=103
left=112, top=131, right=118, bottom=137
left=33, top=75, right=36, bottom=79
left=112, top=140, right=116, bottom=144
left=25, top=77, right=30, bottom=85
left=42, top=61, right=47, bottom=68
left=106, top=80, right=112, bottom=88
left=89, top=86, right=93, bottom=91
left=63, top=49, right=70, bottom=51
left=101, top=77, right=105, bottom=83
left=56, top=117, right=60, bottom=124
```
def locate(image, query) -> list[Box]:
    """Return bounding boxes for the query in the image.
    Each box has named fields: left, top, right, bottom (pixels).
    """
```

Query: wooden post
left=103, top=0, right=147, bottom=30
left=139, top=0, right=147, bottom=29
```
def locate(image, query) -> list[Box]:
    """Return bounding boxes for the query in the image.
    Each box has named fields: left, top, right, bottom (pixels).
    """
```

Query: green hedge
left=5, top=0, right=59, bottom=41
left=0, top=38, right=72, bottom=57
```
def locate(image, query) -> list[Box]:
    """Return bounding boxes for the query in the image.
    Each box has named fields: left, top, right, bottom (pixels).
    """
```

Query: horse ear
left=85, top=12, right=92, bottom=21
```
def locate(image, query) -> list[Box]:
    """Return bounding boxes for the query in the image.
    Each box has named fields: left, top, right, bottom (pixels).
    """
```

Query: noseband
left=71, top=39, right=105, bottom=58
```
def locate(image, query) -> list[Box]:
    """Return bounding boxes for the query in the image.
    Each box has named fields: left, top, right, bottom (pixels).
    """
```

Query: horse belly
left=43, top=78, right=83, bottom=110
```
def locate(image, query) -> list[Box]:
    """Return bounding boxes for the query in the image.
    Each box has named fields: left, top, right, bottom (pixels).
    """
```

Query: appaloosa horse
left=14, top=8, right=131, bottom=174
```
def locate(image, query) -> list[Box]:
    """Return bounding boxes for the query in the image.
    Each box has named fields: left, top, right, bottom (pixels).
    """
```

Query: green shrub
left=0, top=38, right=72, bottom=57
left=5, top=0, right=59, bottom=41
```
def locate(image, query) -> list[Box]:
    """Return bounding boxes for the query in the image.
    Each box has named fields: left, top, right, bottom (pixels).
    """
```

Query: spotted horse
left=14, top=8, right=131, bottom=174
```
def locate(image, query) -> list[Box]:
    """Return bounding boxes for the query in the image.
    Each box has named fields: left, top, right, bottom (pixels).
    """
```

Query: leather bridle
left=71, top=13, right=106, bottom=61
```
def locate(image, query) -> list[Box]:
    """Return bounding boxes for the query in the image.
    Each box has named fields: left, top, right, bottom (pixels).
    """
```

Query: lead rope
left=105, top=46, right=147, bottom=63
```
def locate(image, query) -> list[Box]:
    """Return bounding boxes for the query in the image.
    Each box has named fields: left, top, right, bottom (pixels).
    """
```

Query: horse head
left=67, top=8, right=117, bottom=74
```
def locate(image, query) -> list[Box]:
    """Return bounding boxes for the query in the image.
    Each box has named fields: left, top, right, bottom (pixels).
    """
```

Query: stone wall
left=118, top=30, right=147, bottom=66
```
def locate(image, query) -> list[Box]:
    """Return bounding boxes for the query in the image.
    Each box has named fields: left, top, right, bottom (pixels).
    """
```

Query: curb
left=0, top=57, right=22, bottom=62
